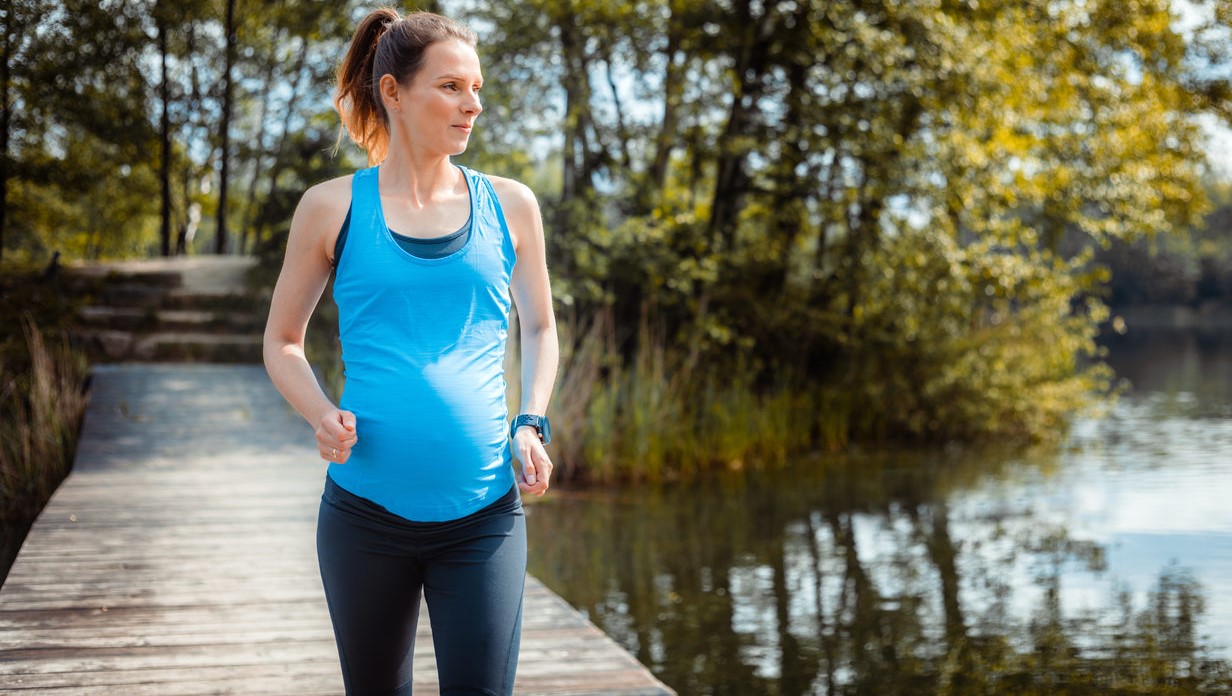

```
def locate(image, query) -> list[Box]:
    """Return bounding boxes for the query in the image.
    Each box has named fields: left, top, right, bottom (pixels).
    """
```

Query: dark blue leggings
left=316, top=476, right=526, bottom=695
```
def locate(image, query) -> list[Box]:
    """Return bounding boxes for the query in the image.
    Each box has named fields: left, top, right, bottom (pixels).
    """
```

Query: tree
left=1, top=0, right=54, bottom=262
left=215, top=0, right=237, bottom=254
left=156, top=1, right=172, bottom=257
left=234, top=0, right=355, bottom=254
left=2, top=0, right=159, bottom=260
left=461, top=0, right=1232, bottom=443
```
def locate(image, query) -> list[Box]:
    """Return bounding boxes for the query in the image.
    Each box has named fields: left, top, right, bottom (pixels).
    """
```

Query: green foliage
left=3, top=0, right=160, bottom=261
left=844, top=232, right=1113, bottom=442
left=4, top=0, right=1232, bottom=457
left=1, top=0, right=361, bottom=262
left=458, top=0, right=1227, bottom=448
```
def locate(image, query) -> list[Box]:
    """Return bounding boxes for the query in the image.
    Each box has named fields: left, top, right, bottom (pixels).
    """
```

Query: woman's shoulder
left=291, top=174, right=355, bottom=256
left=301, top=173, right=356, bottom=212
left=477, top=173, right=543, bottom=254
left=482, top=174, right=538, bottom=217
left=297, top=174, right=354, bottom=229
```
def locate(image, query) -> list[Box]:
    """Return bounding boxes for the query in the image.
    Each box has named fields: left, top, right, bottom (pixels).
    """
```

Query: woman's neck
left=378, top=148, right=458, bottom=209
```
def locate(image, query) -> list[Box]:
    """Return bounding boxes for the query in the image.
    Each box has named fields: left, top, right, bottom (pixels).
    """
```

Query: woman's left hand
left=513, top=429, right=552, bottom=496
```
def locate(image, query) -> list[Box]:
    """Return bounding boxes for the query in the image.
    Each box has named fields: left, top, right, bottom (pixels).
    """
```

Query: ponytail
left=334, top=7, right=400, bottom=165
left=333, top=8, right=478, bottom=166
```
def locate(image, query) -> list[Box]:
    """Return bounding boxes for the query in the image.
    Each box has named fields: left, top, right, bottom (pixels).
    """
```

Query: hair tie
left=378, top=18, right=397, bottom=43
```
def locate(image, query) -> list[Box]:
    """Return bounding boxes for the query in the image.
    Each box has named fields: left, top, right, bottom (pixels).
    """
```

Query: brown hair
left=334, top=8, right=478, bottom=165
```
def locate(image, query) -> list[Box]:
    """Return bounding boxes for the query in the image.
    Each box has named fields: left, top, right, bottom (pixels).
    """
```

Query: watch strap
left=510, top=413, right=549, bottom=444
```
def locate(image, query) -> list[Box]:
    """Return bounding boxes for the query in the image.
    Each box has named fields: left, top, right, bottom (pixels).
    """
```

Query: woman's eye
left=443, top=83, right=457, bottom=91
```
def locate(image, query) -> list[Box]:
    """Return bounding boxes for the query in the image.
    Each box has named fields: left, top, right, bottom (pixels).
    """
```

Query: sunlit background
left=4, top=0, right=1232, bottom=693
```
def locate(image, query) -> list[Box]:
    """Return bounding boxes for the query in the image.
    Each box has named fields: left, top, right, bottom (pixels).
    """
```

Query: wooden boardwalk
left=0, top=364, right=674, bottom=695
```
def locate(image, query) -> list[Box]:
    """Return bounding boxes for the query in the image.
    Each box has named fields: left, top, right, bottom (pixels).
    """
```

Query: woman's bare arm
left=263, top=177, right=357, bottom=462
left=496, top=177, right=559, bottom=496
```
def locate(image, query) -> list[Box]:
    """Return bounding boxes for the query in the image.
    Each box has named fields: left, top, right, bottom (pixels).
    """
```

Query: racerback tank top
left=328, top=164, right=518, bottom=521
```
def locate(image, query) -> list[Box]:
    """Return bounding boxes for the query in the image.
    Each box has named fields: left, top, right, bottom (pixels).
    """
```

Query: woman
left=263, top=8, right=559, bottom=695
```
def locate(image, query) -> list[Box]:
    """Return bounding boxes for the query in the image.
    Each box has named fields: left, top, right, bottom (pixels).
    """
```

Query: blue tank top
left=328, top=164, right=518, bottom=521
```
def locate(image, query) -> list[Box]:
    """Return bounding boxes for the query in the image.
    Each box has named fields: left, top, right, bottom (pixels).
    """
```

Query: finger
left=318, top=436, right=355, bottom=455
left=522, top=457, right=550, bottom=496
left=319, top=443, right=350, bottom=464
left=320, top=414, right=348, bottom=440
left=318, top=414, right=358, bottom=450
left=534, top=449, right=553, bottom=479
left=518, top=477, right=547, bottom=495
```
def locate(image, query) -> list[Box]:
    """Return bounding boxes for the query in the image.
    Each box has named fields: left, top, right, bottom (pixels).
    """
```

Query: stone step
left=111, top=269, right=183, bottom=287
left=71, top=329, right=138, bottom=361
left=71, top=330, right=264, bottom=364
left=64, top=257, right=269, bottom=364
left=132, top=332, right=264, bottom=363
left=63, top=267, right=184, bottom=290
left=77, top=306, right=156, bottom=332
left=162, top=287, right=271, bottom=312
left=77, top=306, right=265, bottom=333
left=97, top=283, right=172, bottom=309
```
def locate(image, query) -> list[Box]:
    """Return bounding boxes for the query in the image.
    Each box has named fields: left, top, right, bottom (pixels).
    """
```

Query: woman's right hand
left=316, top=409, right=358, bottom=463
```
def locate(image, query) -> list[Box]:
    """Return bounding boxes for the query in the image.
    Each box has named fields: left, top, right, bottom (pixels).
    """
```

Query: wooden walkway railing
left=0, top=364, right=674, bottom=695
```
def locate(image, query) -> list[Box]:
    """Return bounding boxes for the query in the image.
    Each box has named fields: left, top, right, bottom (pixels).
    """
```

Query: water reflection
left=526, top=329, right=1232, bottom=694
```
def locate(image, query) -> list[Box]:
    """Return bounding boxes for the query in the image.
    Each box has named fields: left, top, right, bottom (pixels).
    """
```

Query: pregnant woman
left=263, top=8, right=559, bottom=694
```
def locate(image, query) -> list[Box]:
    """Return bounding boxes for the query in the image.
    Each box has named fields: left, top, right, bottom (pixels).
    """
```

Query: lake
left=525, top=328, right=1232, bottom=695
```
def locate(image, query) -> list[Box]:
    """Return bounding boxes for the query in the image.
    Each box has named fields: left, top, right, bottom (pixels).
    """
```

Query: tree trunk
left=241, top=33, right=281, bottom=255
left=556, top=12, right=603, bottom=205
left=253, top=35, right=308, bottom=247
left=770, top=60, right=811, bottom=284
left=645, top=20, right=683, bottom=212
left=0, top=2, right=13, bottom=262
left=602, top=55, right=631, bottom=175
left=178, top=20, right=203, bottom=255
left=158, top=10, right=172, bottom=257
left=214, top=0, right=236, bottom=255
left=707, top=0, right=766, bottom=252
left=558, top=20, right=580, bottom=203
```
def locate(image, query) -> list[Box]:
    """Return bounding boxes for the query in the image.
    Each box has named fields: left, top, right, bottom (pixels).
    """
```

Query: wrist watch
left=510, top=413, right=551, bottom=445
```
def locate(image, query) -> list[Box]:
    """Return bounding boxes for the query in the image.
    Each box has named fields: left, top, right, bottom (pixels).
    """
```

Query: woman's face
left=384, top=39, right=484, bottom=156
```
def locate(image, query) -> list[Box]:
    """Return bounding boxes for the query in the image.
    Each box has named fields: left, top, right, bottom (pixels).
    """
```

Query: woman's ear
left=379, top=74, right=402, bottom=114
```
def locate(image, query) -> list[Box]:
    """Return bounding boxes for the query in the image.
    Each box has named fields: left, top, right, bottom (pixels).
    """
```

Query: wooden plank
left=0, top=364, right=673, bottom=695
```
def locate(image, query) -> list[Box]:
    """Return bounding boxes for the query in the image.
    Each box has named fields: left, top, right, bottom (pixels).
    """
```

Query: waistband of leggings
left=322, top=474, right=520, bottom=530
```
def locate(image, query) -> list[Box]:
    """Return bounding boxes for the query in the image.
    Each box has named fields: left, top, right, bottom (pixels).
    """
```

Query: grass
left=0, top=261, right=93, bottom=584
left=513, top=306, right=825, bottom=485
left=0, top=317, right=91, bottom=583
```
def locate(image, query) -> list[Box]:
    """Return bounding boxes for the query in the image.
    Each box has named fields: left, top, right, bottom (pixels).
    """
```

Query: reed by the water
left=0, top=320, right=89, bottom=511
left=1, top=318, right=90, bottom=581
left=506, top=308, right=825, bottom=484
